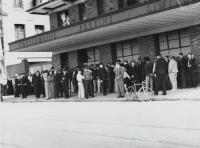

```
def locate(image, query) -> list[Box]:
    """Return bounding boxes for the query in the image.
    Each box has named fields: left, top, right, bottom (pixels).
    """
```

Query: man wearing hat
left=154, top=54, right=168, bottom=95
left=19, top=73, right=29, bottom=99
left=61, top=68, right=70, bottom=98
left=83, top=65, right=94, bottom=99
left=168, top=56, right=178, bottom=91
left=54, top=69, right=63, bottom=99
left=13, top=74, right=20, bottom=98
left=114, top=60, right=125, bottom=98
left=32, top=71, right=42, bottom=99
left=98, top=63, right=108, bottom=96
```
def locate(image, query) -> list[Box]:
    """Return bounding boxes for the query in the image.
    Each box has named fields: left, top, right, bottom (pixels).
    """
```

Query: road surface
left=0, top=101, right=200, bottom=148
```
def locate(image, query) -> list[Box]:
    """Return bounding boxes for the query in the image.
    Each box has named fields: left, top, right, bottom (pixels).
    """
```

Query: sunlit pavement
left=0, top=101, right=200, bottom=148
left=2, top=87, right=200, bottom=103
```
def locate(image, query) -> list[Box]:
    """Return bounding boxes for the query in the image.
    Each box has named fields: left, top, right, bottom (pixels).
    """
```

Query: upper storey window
left=15, top=24, right=25, bottom=40
left=13, top=0, right=24, bottom=9
left=118, top=0, right=149, bottom=9
left=32, top=0, right=43, bottom=7
left=57, top=10, right=70, bottom=27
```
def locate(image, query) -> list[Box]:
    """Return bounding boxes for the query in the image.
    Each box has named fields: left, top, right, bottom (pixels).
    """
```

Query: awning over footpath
left=9, top=0, right=200, bottom=54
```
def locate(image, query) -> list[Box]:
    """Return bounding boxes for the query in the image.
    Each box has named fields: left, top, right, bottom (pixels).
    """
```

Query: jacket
left=114, top=66, right=124, bottom=80
left=168, top=59, right=178, bottom=73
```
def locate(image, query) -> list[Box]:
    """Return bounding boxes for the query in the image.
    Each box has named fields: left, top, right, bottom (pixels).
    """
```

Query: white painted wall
left=2, top=0, right=51, bottom=66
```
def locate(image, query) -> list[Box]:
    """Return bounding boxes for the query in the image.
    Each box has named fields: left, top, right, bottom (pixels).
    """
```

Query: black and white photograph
left=0, top=0, right=200, bottom=147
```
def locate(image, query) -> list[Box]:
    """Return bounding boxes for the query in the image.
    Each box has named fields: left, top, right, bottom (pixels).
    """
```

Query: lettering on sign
left=80, top=16, right=112, bottom=32
left=19, top=32, right=55, bottom=48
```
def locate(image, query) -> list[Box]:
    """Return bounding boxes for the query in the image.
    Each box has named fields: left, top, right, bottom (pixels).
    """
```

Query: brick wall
left=189, top=25, right=200, bottom=64
left=52, top=54, right=61, bottom=70
left=68, top=51, right=78, bottom=68
left=138, top=35, right=156, bottom=61
left=99, top=44, right=113, bottom=65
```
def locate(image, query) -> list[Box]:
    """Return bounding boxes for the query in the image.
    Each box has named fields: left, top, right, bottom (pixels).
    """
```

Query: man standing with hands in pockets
left=114, top=60, right=125, bottom=98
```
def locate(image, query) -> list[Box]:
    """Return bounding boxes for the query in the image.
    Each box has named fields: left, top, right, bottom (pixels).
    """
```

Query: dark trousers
left=107, top=79, right=111, bottom=92
left=187, top=68, right=194, bottom=88
left=154, top=73, right=167, bottom=95
left=21, top=85, right=27, bottom=98
left=72, top=81, right=78, bottom=93
left=178, top=71, right=187, bottom=89
left=34, top=85, right=40, bottom=98
left=84, top=80, right=94, bottom=98
left=110, top=78, right=114, bottom=92
left=54, top=84, right=63, bottom=98
left=101, top=80, right=107, bottom=95
left=14, top=85, right=20, bottom=97
left=62, top=82, right=69, bottom=98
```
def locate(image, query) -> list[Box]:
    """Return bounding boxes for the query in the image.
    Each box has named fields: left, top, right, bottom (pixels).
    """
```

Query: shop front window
left=158, top=28, right=191, bottom=57
left=87, top=48, right=100, bottom=65
left=116, top=39, right=139, bottom=62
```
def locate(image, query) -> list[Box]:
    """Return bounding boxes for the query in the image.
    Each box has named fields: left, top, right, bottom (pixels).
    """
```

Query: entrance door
left=77, top=49, right=88, bottom=66
left=60, top=52, right=68, bottom=69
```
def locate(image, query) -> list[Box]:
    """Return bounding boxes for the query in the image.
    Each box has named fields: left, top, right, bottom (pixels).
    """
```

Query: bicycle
left=126, top=80, right=154, bottom=101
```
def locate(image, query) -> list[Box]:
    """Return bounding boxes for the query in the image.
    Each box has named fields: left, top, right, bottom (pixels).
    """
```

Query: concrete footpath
left=1, top=87, right=200, bottom=103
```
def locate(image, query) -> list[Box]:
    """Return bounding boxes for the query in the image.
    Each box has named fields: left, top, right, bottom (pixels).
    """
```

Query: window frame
left=15, top=24, right=25, bottom=40
left=13, top=0, right=24, bottom=9
left=35, top=25, right=45, bottom=34
left=116, top=39, right=139, bottom=62
left=86, top=47, right=100, bottom=65
left=158, top=29, right=191, bottom=56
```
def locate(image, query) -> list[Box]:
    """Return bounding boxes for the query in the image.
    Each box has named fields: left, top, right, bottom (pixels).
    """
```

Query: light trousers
left=78, top=82, right=85, bottom=99
left=169, top=73, right=177, bottom=90
left=145, top=75, right=153, bottom=90
left=116, top=78, right=125, bottom=97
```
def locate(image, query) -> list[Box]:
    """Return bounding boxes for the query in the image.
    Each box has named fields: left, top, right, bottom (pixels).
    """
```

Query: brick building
left=8, top=0, right=200, bottom=69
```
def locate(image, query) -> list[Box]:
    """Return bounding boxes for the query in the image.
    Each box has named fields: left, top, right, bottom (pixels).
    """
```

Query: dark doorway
left=77, top=49, right=88, bottom=66
left=60, top=52, right=68, bottom=69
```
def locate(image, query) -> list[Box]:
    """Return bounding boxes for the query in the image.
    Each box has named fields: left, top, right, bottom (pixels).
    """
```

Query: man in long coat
left=32, top=71, right=42, bottom=99
left=61, top=68, right=70, bottom=98
left=54, top=70, right=63, bottom=99
left=98, top=63, right=108, bottom=96
left=19, top=73, right=29, bottom=99
left=154, top=55, right=168, bottom=95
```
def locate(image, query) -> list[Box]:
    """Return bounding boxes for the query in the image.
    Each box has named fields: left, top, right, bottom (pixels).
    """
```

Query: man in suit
left=154, top=55, right=168, bottom=95
left=19, top=73, right=29, bottom=99
left=83, top=66, right=94, bottom=99
left=13, top=74, right=20, bottom=97
left=114, top=60, right=125, bottom=98
left=130, top=61, right=140, bottom=83
left=98, top=63, right=108, bottom=96
left=177, top=53, right=187, bottom=89
left=54, top=70, right=63, bottom=99
left=168, top=56, right=178, bottom=91
left=32, top=71, right=42, bottom=99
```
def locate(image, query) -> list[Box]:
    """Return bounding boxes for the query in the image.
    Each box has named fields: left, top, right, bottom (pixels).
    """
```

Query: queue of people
left=1, top=52, right=199, bottom=100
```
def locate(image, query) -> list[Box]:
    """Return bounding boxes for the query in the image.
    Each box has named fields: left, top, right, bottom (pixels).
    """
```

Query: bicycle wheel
left=126, top=86, right=136, bottom=100
left=137, top=87, right=153, bottom=101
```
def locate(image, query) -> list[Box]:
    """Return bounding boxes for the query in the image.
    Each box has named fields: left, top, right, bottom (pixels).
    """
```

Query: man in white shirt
left=168, top=56, right=178, bottom=91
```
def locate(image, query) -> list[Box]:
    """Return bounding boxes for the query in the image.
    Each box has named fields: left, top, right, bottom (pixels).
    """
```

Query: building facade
left=1, top=0, right=51, bottom=72
left=9, top=0, right=200, bottom=69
